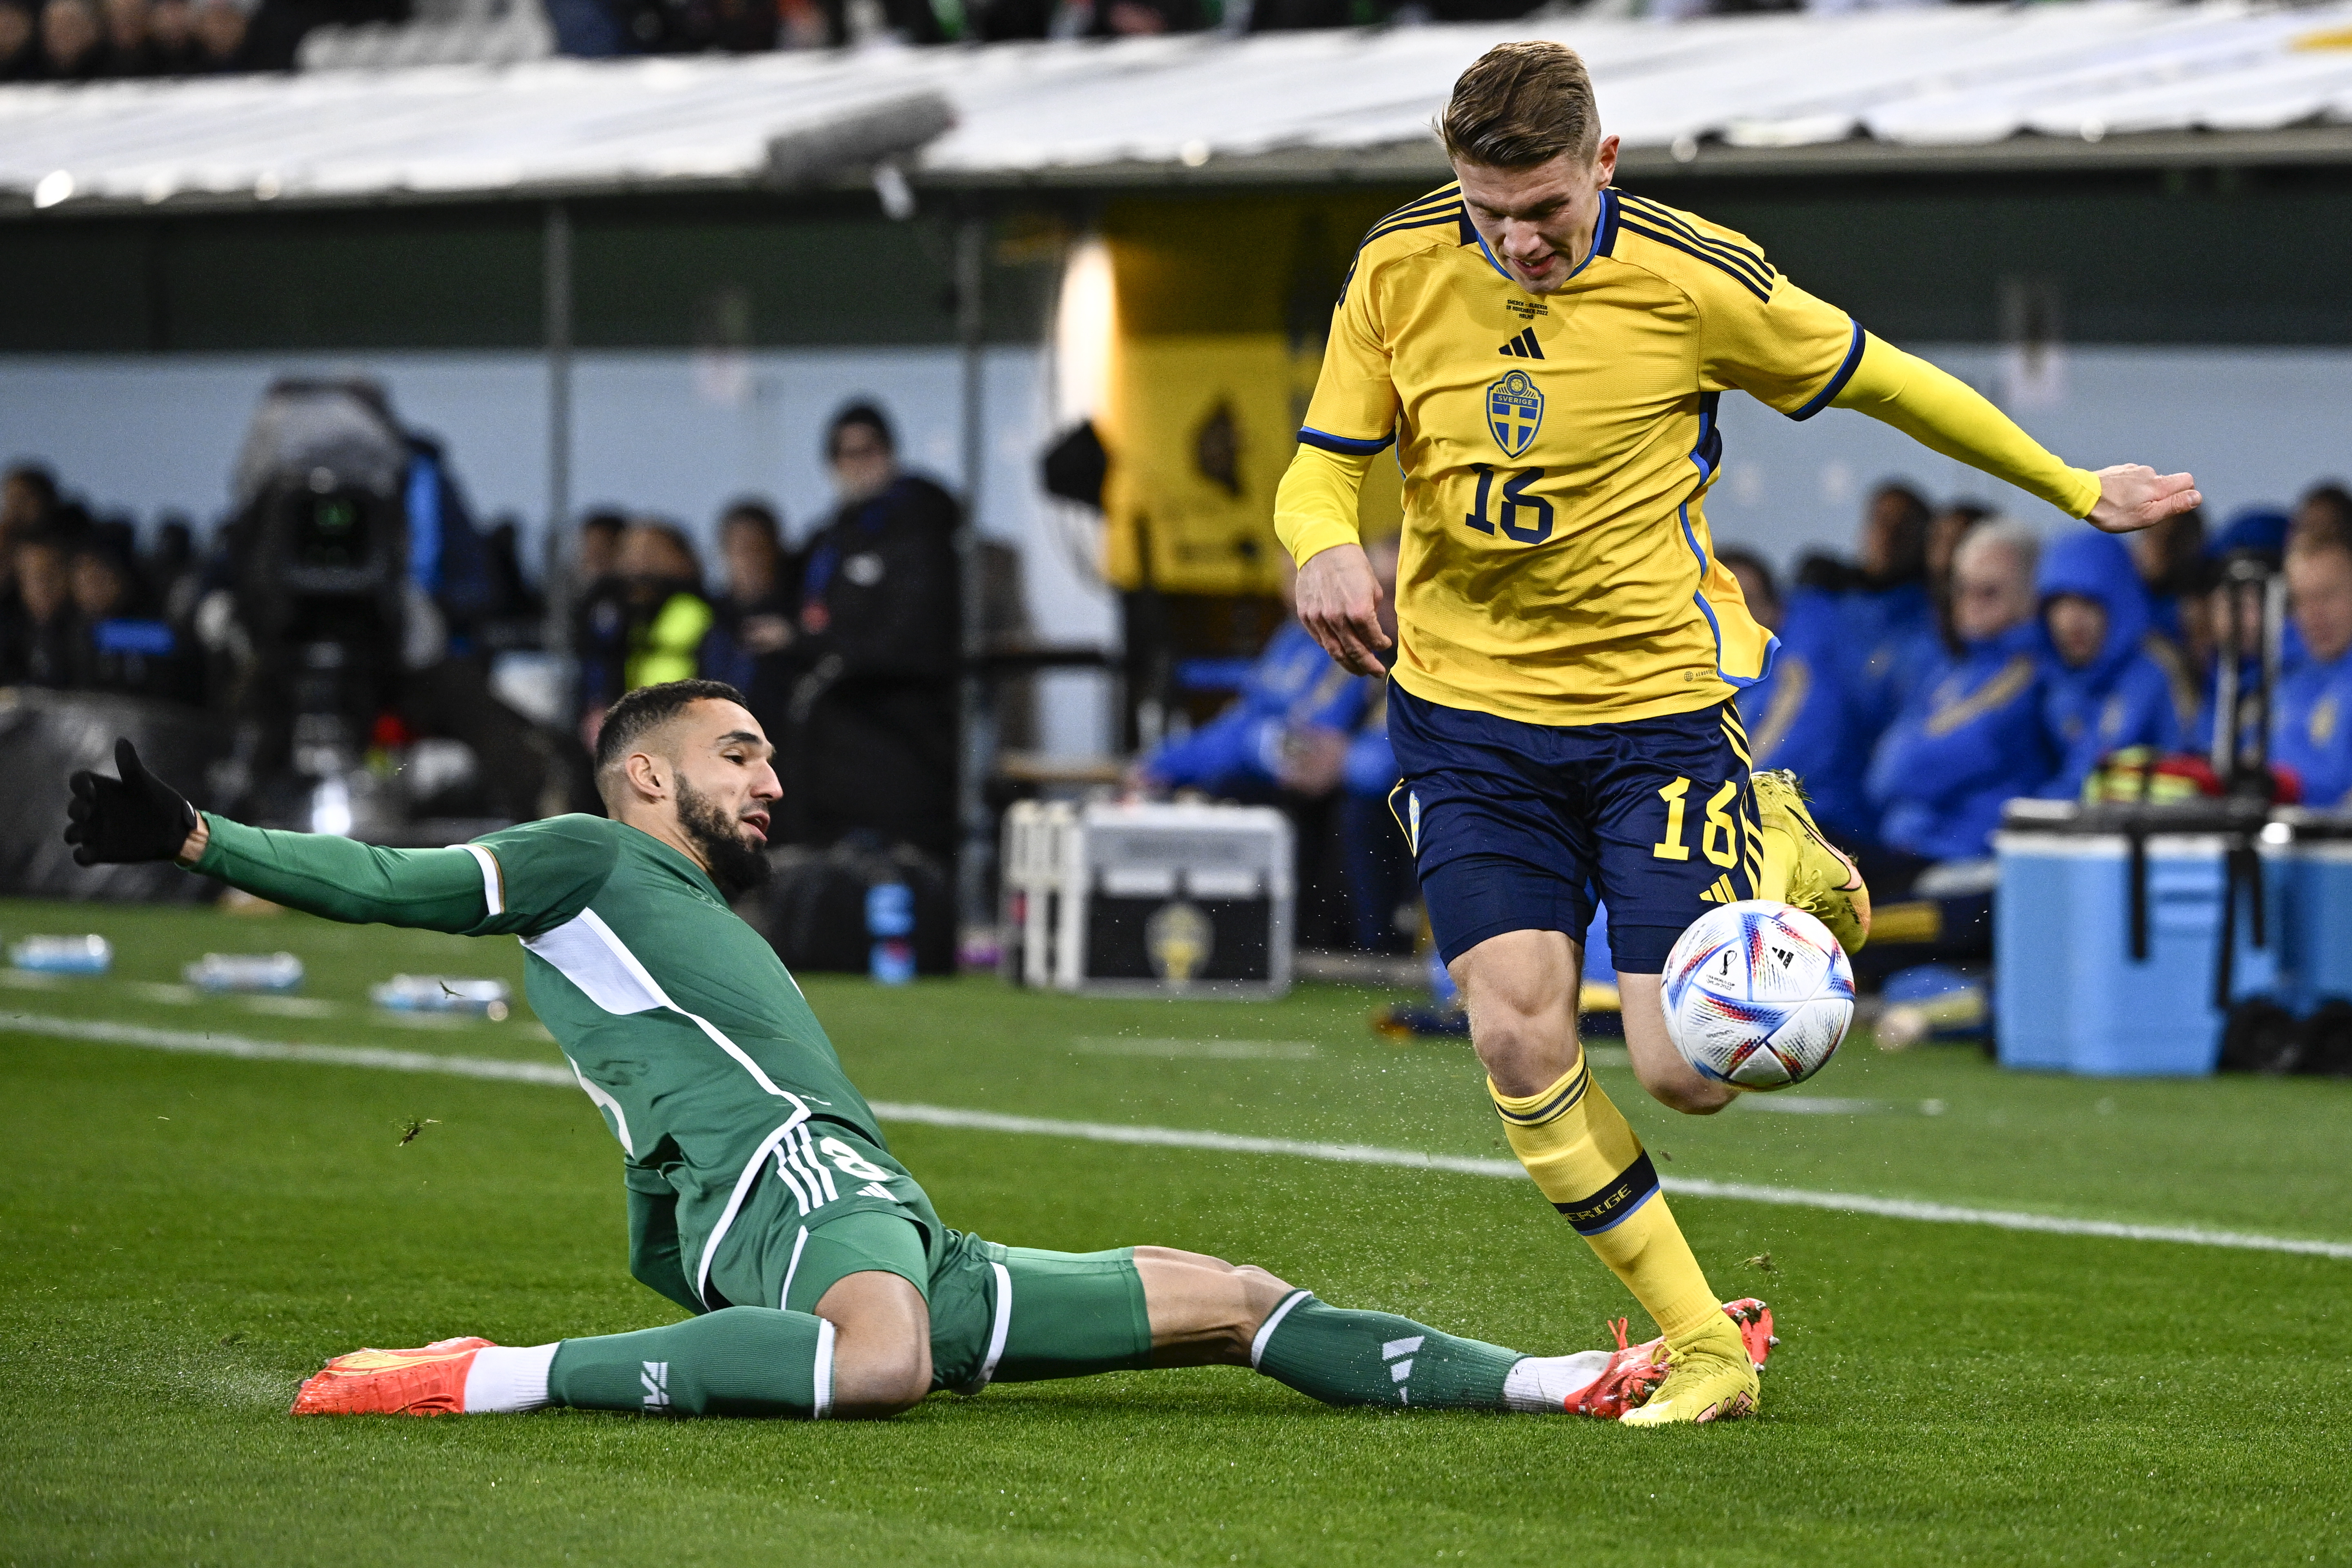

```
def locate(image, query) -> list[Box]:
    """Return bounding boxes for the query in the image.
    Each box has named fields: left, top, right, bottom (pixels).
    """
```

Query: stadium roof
left=7, top=0, right=2352, bottom=214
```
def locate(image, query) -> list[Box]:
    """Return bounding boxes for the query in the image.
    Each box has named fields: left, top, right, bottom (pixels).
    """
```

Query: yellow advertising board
left=1094, top=194, right=1402, bottom=594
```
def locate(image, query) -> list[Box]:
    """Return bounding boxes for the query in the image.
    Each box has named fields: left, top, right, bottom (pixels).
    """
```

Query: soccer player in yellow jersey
left=1274, top=42, right=2201, bottom=1425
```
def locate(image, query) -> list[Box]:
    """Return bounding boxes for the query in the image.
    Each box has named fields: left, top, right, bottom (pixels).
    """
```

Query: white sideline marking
left=4, top=1010, right=576, bottom=1087
left=9, top=1008, right=2351, bottom=1263
left=1071, top=1037, right=1317, bottom=1060
left=1737, top=1095, right=1881, bottom=1116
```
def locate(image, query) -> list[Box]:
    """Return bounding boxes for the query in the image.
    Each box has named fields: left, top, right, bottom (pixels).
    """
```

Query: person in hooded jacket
left=2274, top=533, right=2352, bottom=808
left=1866, top=519, right=2056, bottom=863
left=2033, top=531, right=2201, bottom=801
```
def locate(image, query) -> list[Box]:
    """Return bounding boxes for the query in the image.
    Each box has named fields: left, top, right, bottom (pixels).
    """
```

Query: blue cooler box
left=2280, top=816, right=2352, bottom=1013
left=1994, top=824, right=2283, bottom=1076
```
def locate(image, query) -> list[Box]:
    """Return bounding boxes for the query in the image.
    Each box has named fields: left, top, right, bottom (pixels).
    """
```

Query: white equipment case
left=1000, top=800, right=1293, bottom=998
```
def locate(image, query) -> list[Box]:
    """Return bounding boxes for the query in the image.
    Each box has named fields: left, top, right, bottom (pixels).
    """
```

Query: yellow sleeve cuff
left=1274, top=442, right=1374, bottom=568
left=1832, top=334, right=2102, bottom=519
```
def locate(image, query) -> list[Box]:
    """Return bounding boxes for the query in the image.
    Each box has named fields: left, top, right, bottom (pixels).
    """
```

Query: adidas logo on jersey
left=1497, top=327, right=1544, bottom=360
left=1383, top=1334, right=1423, bottom=1405
left=1699, top=875, right=1737, bottom=904
left=640, top=1360, right=670, bottom=1411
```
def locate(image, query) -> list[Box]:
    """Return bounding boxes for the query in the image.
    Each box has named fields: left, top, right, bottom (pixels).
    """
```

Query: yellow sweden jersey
left=1301, top=183, right=1863, bottom=727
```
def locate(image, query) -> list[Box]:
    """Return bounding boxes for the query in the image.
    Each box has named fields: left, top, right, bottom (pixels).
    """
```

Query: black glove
left=64, top=738, right=199, bottom=866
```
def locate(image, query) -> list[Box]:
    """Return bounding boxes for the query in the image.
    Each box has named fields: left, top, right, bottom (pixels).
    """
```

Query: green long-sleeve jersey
left=191, top=813, right=937, bottom=1312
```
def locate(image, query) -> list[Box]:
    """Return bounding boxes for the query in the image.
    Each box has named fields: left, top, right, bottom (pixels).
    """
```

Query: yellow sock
left=1490, top=1062, right=1723, bottom=1345
left=1755, top=820, right=1795, bottom=903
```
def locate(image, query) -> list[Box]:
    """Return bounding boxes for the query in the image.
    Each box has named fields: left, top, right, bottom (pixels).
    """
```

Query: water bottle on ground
left=9, top=935, right=113, bottom=975
left=185, top=952, right=305, bottom=993
left=371, top=974, right=512, bottom=1019
left=866, top=881, right=915, bottom=986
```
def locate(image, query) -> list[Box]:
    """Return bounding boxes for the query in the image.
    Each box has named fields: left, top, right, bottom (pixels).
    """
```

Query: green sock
left=547, top=1306, right=834, bottom=1418
left=1252, top=1292, right=1520, bottom=1410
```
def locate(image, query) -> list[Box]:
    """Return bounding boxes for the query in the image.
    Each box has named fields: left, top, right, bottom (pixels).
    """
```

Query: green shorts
left=703, top=1119, right=1152, bottom=1394
left=737, top=1205, right=1152, bottom=1396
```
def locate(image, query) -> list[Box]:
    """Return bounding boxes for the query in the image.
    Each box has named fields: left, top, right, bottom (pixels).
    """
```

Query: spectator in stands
left=1720, top=546, right=1794, bottom=750
left=616, top=521, right=711, bottom=693
left=572, top=519, right=708, bottom=748
left=1865, top=519, right=2053, bottom=864
left=2275, top=533, right=2352, bottom=808
left=2293, top=482, right=2352, bottom=555
left=787, top=402, right=962, bottom=860
left=1924, top=500, right=1991, bottom=650
left=1127, top=558, right=1368, bottom=800
left=69, top=530, right=196, bottom=701
left=1778, top=481, right=1938, bottom=848
left=147, top=0, right=192, bottom=67
left=0, top=0, right=40, bottom=78
left=0, top=463, right=60, bottom=606
left=2129, top=504, right=2206, bottom=642
left=190, top=0, right=245, bottom=70
left=100, top=0, right=155, bottom=73
left=700, top=498, right=796, bottom=696
left=40, top=0, right=104, bottom=77
left=2033, top=531, right=2198, bottom=802
left=550, top=507, right=625, bottom=660
left=0, top=532, right=82, bottom=687
left=1841, top=480, right=1936, bottom=727
left=2, top=463, right=58, bottom=537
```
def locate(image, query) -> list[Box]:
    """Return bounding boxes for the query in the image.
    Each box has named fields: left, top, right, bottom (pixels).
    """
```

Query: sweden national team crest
left=1486, top=369, right=1543, bottom=457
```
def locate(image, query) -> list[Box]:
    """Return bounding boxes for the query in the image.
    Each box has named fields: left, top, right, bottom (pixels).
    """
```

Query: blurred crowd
left=1725, top=480, right=2352, bottom=898
left=0, top=0, right=408, bottom=79
left=1, top=394, right=960, bottom=863
left=0, top=0, right=2102, bottom=74
left=555, top=402, right=963, bottom=861
left=1121, top=477, right=2352, bottom=955
left=14, top=421, right=2349, bottom=956
left=0, top=450, right=538, bottom=711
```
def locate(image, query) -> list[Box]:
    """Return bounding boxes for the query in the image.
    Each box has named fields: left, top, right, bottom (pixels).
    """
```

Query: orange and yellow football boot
left=290, top=1336, right=497, bottom=1417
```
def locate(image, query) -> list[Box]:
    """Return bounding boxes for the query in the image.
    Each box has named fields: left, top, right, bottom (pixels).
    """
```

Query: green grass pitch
left=3, top=895, right=2349, bottom=1566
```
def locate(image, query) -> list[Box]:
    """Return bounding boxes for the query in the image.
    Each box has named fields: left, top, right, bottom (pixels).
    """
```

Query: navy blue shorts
left=1387, top=684, right=1765, bottom=972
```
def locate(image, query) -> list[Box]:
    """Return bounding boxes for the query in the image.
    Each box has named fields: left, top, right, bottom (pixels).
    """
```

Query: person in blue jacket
left=2276, top=534, right=2352, bottom=808
left=1131, top=562, right=1373, bottom=800
left=1763, top=485, right=1939, bottom=849
left=2034, top=531, right=2201, bottom=801
left=1835, top=485, right=1940, bottom=767
left=2189, top=506, right=2293, bottom=758
left=1867, top=519, right=2057, bottom=863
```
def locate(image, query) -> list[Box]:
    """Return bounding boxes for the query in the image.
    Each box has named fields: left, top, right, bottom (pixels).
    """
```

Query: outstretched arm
left=1831, top=335, right=2200, bottom=534
left=66, top=739, right=607, bottom=936
left=181, top=815, right=497, bottom=933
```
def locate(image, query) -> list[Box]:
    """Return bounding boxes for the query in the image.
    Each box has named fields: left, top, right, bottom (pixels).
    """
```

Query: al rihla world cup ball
left=1661, top=900, right=1855, bottom=1091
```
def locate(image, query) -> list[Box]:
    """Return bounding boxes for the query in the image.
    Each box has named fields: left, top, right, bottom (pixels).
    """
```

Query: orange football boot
left=1561, top=1301, right=1778, bottom=1418
left=1560, top=1319, right=1669, bottom=1419
left=290, top=1336, right=497, bottom=1417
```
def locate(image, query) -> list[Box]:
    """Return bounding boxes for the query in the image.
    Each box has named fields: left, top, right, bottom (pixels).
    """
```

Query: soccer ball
left=1661, top=901, right=1855, bottom=1091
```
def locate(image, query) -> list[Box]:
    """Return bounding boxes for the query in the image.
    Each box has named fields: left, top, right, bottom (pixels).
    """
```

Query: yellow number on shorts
left=1652, top=778, right=1692, bottom=861
left=1702, top=781, right=1740, bottom=868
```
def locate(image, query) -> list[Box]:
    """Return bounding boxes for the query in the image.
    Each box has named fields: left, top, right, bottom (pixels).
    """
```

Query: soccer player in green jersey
left=64, top=681, right=1771, bottom=1421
